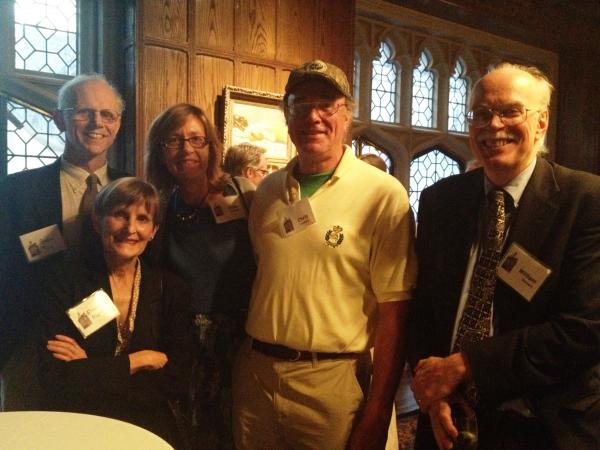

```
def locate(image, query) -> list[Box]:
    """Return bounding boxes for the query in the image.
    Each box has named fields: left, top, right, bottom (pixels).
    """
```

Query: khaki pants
left=232, top=339, right=398, bottom=450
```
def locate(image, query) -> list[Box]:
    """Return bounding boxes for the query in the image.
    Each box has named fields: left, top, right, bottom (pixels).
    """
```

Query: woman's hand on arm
left=46, top=334, right=88, bottom=361
left=128, top=350, right=168, bottom=375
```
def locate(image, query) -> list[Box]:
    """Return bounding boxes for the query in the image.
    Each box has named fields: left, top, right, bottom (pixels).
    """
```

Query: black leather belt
left=251, top=339, right=361, bottom=362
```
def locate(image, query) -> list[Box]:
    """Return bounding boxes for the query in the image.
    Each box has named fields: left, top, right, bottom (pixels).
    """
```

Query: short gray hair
left=223, top=143, right=266, bottom=176
left=57, top=74, right=125, bottom=112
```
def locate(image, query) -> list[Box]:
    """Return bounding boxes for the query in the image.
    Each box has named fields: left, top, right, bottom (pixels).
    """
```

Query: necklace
left=114, top=258, right=141, bottom=356
left=174, top=189, right=209, bottom=224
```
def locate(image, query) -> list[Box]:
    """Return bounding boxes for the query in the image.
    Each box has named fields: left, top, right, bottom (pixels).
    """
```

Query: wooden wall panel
left=142, top=0, right=188, bottom=43
left=134, top=0, right=355, bottom=174
left=276, top=0, right=315, bottom=65
left=193, top=54, right=235, bottom=124
left=195, top=0, right=234, bottom=51
left=277, top=69, right=292, bottom=93
left=316, top=0, right=354, bottom=75
left=235, top=0, right=277, bottom=59
left=142, top=46, right=188, bottom=140
left=239, top=63, right=277, bottom=93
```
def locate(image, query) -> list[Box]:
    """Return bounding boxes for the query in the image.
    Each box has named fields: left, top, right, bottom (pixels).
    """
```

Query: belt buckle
left=289, top=349, right=301, bottom=361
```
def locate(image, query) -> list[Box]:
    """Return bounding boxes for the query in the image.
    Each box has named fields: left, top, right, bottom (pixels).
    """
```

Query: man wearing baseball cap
left=232, top=59, right=417, bottom=449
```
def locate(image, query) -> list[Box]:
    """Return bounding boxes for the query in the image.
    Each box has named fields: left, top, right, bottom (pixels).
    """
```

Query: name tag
left=19, top=224, right=67, bottom=263
left=497, top=242, right=551, bottom=301
left=66, top=289, right=119, bottom=338
left=208, top=193, right=246, bottom=224
left=277, top=198, right=316, bottom=237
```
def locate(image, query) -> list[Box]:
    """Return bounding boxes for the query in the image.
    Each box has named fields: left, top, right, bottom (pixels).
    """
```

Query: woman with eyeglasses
left=39, top=178, right=193, bottom=447
left=145, top=103, right=256, bottom=449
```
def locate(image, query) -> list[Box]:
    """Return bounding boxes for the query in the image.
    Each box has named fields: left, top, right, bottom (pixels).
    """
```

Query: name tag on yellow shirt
left=277, top=198, right=316, bottom=237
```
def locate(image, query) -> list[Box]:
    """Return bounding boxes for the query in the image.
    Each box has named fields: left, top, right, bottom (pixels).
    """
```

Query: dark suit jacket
left=0, top=159, right=126, bottom=369
left=38, top=256, right=193, bottom=444
left=409, top=158, right=600, bottom=449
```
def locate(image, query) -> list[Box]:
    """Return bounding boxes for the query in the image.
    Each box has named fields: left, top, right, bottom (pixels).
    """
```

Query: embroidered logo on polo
left=325, top=225, right=344, bottom=248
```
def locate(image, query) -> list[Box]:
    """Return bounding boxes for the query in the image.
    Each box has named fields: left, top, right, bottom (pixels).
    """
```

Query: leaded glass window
left=371, top=42, right=398, bottom=123
left=409, top=148, right=461, bottom=215
left=352, top=138, right=393, bottom=174
left=6, top=98, right=65, bottom=174
left=14, top=0, right=78, bottom=75
left=448, top=60, right=468, bottom=132
left=411, top=51, right=435, bottom=128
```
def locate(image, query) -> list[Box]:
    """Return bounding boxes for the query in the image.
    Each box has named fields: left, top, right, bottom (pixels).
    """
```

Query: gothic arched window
left=409, top=148, right=461, bottom=215
left=371, top=41, right=398, bottom=123
left=411, top=50, right=435, bottom=128
left=448, top=59, right=469, bottom=132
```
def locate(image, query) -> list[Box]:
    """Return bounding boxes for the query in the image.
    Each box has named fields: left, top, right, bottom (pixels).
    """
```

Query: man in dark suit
left=409, top=63, right=600, bottom=449
left=0, top=74, right=127, bottom=410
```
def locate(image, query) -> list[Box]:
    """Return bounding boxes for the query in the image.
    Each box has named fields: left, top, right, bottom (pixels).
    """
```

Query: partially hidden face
left=286, top=79, right=350, bottom=162
left=246, top=154, right=269, bottom=186
left=162, top=115, right=210, bottom=185
left=56, top=80, right=122, bottom=163
left=468, top=68, right=549, bottom=182
left=95, top=201, right=157, bottom=263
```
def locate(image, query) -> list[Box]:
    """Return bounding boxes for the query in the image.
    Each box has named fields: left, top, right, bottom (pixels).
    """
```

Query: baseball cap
left=285, top=60, right=352, bottom=99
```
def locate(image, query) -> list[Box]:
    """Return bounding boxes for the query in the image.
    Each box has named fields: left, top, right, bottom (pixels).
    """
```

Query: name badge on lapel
left=19, top=224, right=67, bottom=263
left=66, top=289, right=119, bottom=339
left=497, top=242, right=551, bottom=301
left=277, top=198, right=316, bottom=238
left=208, top=194, right=246, bottom=224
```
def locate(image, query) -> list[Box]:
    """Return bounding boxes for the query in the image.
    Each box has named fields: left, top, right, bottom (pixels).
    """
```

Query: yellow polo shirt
left=246, top=147, right=417, bottom=353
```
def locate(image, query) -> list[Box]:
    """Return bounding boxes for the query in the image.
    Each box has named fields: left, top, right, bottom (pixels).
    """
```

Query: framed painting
left=222, top=86, right=294, bottom=169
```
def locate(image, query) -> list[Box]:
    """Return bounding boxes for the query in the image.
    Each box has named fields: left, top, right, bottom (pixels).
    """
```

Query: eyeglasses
left=163, top=135, right=210, bottom=150
left=466, top=105, right=541, bottom=128
left=287, top=100, right=347, bottom=118
left=61, top=108, right=121, bottom=124
left=251, top=167, right=269, bottom=177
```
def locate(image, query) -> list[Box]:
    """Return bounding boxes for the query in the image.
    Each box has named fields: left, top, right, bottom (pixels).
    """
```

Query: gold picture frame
left=222, top=86, right=294, bottom=170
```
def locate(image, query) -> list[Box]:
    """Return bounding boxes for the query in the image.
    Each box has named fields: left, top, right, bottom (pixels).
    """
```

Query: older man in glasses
left=0, top=74, right=127, bottom=410
left=409, top=63, right=600, bottom=449
left=232, top=60, right=417, bottom=450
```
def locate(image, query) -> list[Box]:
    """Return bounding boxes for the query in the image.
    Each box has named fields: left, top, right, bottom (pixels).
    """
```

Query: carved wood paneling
left=133, top=0, right=355, bottom=174
left=316, top=0, right=355, bottom=76
left=195, top=0, right=234, bottom=51
left=239, top=62, right=277, bottom=93
left=142, top=46, right=188, bottom=141
left=142, top=0, right=188, bottom=43
left=193, top=54, right=235, bottom=124
left=235, top=0, right=277, bottom=59
left=276, top=0, right=315, bottom=65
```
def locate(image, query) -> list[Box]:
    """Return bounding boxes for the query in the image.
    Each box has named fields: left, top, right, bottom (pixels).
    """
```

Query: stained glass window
left=448, top=60, right=468, bottom=132
left=409, top=148, right=461, bottom=215
left=14, top=0, right=78, bottom=75
left=6, top=98, right=65, bottom=174
left=371, top=42, right=398, bottom=122
left=411, top=51, right=435, bottom=128
left=352, top=138, right=393, bottom=174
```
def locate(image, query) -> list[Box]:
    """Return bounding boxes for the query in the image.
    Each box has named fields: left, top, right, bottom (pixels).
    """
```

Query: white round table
left=0, top=411, right=174, bottom=450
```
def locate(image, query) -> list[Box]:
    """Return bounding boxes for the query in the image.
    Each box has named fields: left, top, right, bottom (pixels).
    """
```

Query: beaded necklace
left=114, top=258, right=141, bottom=356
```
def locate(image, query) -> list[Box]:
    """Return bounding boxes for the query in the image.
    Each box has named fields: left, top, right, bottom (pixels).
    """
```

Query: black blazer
left=39, top=256, right=193, bottom=444
left=409, top=158, right=600, bottom=449
left=0, top=160, right=126, bottom=368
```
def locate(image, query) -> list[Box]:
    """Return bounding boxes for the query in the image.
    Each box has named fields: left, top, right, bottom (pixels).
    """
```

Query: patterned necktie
left=80, top=174, right=99, bottom=215
left=454, top=189, right=506, bottom=349
left=453, top=189, right=506, bottom=403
